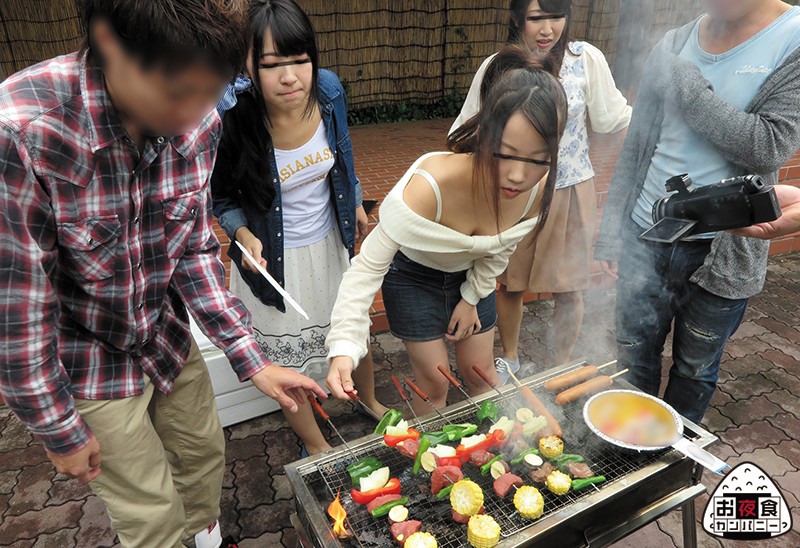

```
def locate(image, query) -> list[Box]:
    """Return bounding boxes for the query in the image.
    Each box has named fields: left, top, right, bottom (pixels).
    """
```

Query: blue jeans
left=615, top=224, right=748, bottom=423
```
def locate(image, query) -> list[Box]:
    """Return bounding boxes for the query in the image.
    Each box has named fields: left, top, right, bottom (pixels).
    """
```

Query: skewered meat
left=452, top=506, right=484, bottom=524
left=528, top=462, right=554, bottom=484
left=493, top=473, right=524, bottom=499
left=565, top=461, right=595, bottom=479
left=366, top=493, right=403, bottom=513
left=469, top=450, right=495, bottom=467
left=391, top=520, right=422, bottom=545
left=397, top=438, right=421, bottom=459
left=431, top=465, right=463, bottom=495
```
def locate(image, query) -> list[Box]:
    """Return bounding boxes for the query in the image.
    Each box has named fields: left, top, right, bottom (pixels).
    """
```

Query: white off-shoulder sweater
left=326, top=152, right=541, bottom=366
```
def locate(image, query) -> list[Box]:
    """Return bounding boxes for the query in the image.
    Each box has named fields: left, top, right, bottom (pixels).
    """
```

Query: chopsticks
left=234, top=240, right=310, bottom=320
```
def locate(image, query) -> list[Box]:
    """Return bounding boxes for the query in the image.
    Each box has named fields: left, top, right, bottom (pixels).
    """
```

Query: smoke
left=612, top=0, right=657, bottom=98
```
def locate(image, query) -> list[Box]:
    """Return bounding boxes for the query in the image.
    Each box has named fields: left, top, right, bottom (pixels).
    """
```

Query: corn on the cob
left=513, top=485, right=545, bottom=519
left=450, top=479, right=484, bottom=517
left=467, top=514, right=501, bottom=547
left=538, top=435, right=564, bottom=459
left=405, top=531, right=438, bottom=548
left=545, top=470, right=572, bottom=496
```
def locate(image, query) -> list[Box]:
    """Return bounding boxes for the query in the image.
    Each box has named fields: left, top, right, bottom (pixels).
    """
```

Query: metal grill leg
left=682, top=500, right=698, bottom=548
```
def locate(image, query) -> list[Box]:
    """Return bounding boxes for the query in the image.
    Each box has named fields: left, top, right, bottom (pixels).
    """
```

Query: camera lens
left=652, top=197, right=669, bottom=224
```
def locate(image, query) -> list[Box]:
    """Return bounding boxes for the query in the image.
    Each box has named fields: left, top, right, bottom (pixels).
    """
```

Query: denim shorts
left=381, top=251, right=497, bottom=342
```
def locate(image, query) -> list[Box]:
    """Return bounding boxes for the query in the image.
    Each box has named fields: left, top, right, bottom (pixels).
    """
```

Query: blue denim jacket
left=213, top=69, right=362, bottom=312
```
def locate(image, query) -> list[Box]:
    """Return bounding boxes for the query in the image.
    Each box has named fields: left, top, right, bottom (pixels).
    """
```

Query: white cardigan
left=326, top=152, right=541, bottom=366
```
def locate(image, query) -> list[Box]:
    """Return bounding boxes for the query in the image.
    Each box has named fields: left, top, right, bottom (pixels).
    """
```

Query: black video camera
left=639, top=173, right=781, bottom=244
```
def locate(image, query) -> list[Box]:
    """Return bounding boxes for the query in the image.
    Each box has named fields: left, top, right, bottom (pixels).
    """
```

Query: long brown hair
left=447, top=46, right=567, bottom=242
left=507, top=0, right=575, bottom=76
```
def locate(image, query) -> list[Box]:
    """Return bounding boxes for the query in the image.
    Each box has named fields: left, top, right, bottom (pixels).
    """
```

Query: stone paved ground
left=2, top=252, right=800, bottom=547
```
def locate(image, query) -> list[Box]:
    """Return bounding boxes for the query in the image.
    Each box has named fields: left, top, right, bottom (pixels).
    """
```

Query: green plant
left=346, top=91, right=465, bottom=126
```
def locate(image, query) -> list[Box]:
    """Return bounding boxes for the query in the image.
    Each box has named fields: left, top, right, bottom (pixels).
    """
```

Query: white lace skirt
left=230, top=228, right=350, bottom=380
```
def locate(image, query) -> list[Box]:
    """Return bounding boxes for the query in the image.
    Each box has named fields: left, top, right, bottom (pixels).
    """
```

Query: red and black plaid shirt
left=0, top=53, right=268, bottom=455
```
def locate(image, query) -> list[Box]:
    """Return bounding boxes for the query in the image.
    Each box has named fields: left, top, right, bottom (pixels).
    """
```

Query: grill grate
left=310, top=385, right=670, bottom=548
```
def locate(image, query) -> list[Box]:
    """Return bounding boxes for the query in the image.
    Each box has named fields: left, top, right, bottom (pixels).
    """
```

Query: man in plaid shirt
left=0, top=1, right=326, bottom=546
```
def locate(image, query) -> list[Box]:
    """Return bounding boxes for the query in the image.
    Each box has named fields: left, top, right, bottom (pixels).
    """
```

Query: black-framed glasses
left=493, top=152, right=551, bottom=166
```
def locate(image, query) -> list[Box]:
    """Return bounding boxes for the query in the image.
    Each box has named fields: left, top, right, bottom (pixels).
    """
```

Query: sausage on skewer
left=542, top=361, right=616, bottom=392
left=507, top=369, right=563, bottom=439
left=554, top=369, right=629, bottom=405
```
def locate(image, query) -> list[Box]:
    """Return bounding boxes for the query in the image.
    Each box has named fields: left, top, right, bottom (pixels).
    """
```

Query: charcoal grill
left=286, top=361, right=716, bottom=547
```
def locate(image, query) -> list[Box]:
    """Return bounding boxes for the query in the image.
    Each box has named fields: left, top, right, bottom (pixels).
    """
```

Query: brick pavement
left=2, top=253, right=800, bottom=547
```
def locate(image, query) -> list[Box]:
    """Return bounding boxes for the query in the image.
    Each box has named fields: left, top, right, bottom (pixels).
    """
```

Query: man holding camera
left=596, top=0, right=800, bottom=423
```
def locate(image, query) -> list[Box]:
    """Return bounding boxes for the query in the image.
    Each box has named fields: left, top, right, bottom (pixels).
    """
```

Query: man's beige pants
left=74, top=339, right=225, bottom=548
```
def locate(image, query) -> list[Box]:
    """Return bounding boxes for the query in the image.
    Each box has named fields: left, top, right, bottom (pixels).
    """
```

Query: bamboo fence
left=4, top=0, right=794, bottom=108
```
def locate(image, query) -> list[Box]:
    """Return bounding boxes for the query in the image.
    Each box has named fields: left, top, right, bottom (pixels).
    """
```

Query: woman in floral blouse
left=451, top=0, right=631, bottom=377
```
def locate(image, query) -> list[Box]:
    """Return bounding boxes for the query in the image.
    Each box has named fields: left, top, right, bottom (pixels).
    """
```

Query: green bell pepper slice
left=553, top=454, right=585, bottom=464
left=511, top=448, right=540, bottom=465
left=347, top=457, right=384, bottom=486
left=435, top=484, right=453, bottom=501
left=476, top=400, right=500, bottom=423
left=421, top=430, right=452, bottom=446
left=572, top=475, right=606, bottom=491
left=370, top=496, right=409, bottom=518
left=413, top=434, right=433, bottom=475
left=480, top=454, right=505, bottom=476
left=443, top=423, right=478, bottom=442
left=374, top=408, right=404, bottom=435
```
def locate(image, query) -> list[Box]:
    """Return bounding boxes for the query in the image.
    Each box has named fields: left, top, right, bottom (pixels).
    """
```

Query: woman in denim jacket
left=212, top=0, right=387, bottom=456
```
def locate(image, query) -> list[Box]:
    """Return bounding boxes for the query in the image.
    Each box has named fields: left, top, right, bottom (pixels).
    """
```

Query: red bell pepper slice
left=455, top=430, right=506, bottom=462
left=438, top=456, right=463, bottom=468
left=383, top=428, right=421, bottom=448
left=350, top=477, right=402, bottom=505
left=492, top=422, right=523, bottom=449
